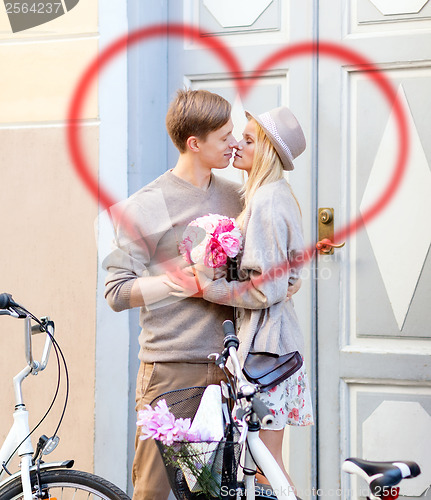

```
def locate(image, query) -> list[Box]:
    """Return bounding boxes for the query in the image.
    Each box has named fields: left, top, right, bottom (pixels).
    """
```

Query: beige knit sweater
left=104, top=170, right=242, bottom=363
left=203, top=178, right=305, bottom=365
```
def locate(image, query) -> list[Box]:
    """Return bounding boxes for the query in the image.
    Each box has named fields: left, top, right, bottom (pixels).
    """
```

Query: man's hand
left=164, top=266, right=212, bottom=299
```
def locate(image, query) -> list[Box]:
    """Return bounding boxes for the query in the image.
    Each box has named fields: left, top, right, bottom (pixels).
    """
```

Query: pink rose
left=204, top=237, right=228, bottom=268
left=195, top=214, right=220, bottom=234
left=218, top=233, right=241, bottom=258
left=213, top=218, right=235, bottom=237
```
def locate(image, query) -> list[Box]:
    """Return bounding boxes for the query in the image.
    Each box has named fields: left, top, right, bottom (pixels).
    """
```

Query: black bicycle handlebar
left=0, top=292, right=29, bottom=319
left=0, top=293, right=55, bottom=370
left=0, top=292, right=14, bottom=309
left=223, top=320, right=240, bottom=350
left=222, top=319, right=235, bottom=336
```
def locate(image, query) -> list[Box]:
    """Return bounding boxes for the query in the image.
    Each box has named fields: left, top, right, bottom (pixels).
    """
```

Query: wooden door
left=318, top=1, right=431, bottom=498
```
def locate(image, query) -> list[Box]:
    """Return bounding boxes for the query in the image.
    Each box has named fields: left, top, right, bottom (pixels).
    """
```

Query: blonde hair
left=166, top=89, right=231, bottom=153
left=236, top=119, right=301, bottom=228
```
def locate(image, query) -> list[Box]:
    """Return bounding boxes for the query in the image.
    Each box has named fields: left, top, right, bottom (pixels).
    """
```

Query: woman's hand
left=286, top=278, right=302, bottom=300
left=193, top=263, right=227, bottom=280
left=163, top=266, right=212, bottom=299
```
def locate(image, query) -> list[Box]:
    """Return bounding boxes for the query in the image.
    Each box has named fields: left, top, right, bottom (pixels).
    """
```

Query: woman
left=167, top=106, right=314, bottom=491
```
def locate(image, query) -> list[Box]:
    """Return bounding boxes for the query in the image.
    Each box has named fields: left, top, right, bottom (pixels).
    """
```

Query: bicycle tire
left=0, top=468, right=130, bottom=500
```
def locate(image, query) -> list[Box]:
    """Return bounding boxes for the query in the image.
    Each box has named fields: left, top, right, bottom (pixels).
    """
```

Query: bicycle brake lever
left=220, top=380, right=231, bottom=399
left=238, top=415, right=249, bottom=444
left=208, top=352, right=226, bottom=368
left=1, top=308, right=24, bottom=318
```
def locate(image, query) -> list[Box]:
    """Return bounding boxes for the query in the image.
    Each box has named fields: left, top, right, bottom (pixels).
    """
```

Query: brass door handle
left=316, top=238, right=345, bottom=253
left=317, top=208, right=346, bottom=254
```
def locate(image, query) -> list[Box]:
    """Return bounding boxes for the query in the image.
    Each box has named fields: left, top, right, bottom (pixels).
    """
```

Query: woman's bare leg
left=255, top=429, right=297, bottom=495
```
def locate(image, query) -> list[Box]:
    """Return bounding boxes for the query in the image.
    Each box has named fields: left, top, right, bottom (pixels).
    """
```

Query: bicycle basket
left=150, top=386, right=241, bottom=499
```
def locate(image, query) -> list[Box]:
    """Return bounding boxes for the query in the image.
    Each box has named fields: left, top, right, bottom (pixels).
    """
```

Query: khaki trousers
left=132, top=361, right=226, bottom=500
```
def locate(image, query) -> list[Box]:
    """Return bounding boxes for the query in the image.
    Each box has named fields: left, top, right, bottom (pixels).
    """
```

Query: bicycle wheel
left=0, top=468, right=130, bottom=500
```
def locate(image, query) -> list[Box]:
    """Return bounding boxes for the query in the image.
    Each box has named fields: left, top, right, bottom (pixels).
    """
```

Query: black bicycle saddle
left=343, top=458, right=421, bottom=498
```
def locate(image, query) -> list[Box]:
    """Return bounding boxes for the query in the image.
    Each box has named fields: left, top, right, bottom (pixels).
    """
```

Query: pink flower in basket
left=179, top=214, right=242, bottom=268
left=137, top=387, right=225, bottom=497
left=137, top=400, right=196, bottom=446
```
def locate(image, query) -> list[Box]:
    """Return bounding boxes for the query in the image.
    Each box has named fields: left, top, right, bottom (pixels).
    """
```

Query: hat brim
left=245, top=110, right=294, bottom=170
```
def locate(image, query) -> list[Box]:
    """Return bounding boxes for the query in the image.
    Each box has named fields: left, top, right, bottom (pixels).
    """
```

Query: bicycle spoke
left=0, top=470, right=129, bottom=500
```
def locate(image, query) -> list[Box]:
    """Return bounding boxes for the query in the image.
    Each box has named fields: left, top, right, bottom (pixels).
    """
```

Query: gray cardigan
left=203, top=178, right=305, bottom=366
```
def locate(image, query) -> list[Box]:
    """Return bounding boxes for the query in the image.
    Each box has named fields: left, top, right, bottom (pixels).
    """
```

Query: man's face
left=196, top=119, right=238, bottom=170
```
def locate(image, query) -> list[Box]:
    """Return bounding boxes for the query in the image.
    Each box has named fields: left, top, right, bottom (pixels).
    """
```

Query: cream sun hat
left=245, top=106, right=306, bottom=170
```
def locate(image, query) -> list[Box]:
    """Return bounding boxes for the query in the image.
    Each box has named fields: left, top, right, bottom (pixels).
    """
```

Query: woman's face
left=233, top=119, right=256, bottom=173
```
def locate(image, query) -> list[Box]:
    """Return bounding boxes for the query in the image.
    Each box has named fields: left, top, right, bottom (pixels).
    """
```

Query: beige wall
left=0, top=2, right=99, bottom=473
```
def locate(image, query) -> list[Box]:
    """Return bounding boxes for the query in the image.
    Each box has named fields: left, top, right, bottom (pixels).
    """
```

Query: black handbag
left=242, top=351, right=303, bottom=392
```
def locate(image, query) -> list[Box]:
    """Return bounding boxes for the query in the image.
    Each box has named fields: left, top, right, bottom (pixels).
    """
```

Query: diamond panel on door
left=349, top=65, right=431, bottom=338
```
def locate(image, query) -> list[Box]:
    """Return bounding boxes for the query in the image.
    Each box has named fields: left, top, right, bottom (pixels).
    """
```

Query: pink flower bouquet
left=137, top=388, right=226, bottom=496
left=179, top=213, right=242, bottom=268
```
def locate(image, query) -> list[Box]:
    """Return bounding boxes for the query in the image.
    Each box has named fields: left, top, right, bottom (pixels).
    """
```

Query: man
left=104, top=89, right=242, bottom=499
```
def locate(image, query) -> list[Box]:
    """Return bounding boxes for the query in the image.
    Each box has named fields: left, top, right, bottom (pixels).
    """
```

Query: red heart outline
left=66, top=23, right=409, bottom=262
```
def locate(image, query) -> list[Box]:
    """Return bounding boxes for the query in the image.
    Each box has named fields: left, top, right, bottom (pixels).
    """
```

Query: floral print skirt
left=256, top=364, right=314, bottom=430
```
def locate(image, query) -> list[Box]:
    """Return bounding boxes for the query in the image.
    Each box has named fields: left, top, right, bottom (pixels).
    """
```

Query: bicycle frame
left=218, top=326, right=298, bottom=500
left=0, top=294, right=131, bottom=500
left=244, top=427, right=297, bottom=499
left=0, top=368, right=34, bottom=496
left=0, top=313, right=63, bottom=500
left=219, top=326, right=421, bottom=500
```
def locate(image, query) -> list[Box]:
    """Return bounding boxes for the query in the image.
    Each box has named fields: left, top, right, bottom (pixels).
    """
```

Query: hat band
left=259, top=112, right=294, bottom=163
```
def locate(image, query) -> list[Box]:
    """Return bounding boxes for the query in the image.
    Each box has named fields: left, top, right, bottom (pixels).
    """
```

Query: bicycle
left=0, top=292, right=131, bottom=500
left=151, top=320, right=421, bottom=500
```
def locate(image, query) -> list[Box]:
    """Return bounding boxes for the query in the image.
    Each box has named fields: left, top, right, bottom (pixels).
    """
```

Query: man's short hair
left=166, top=89, right=231, bottom=153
